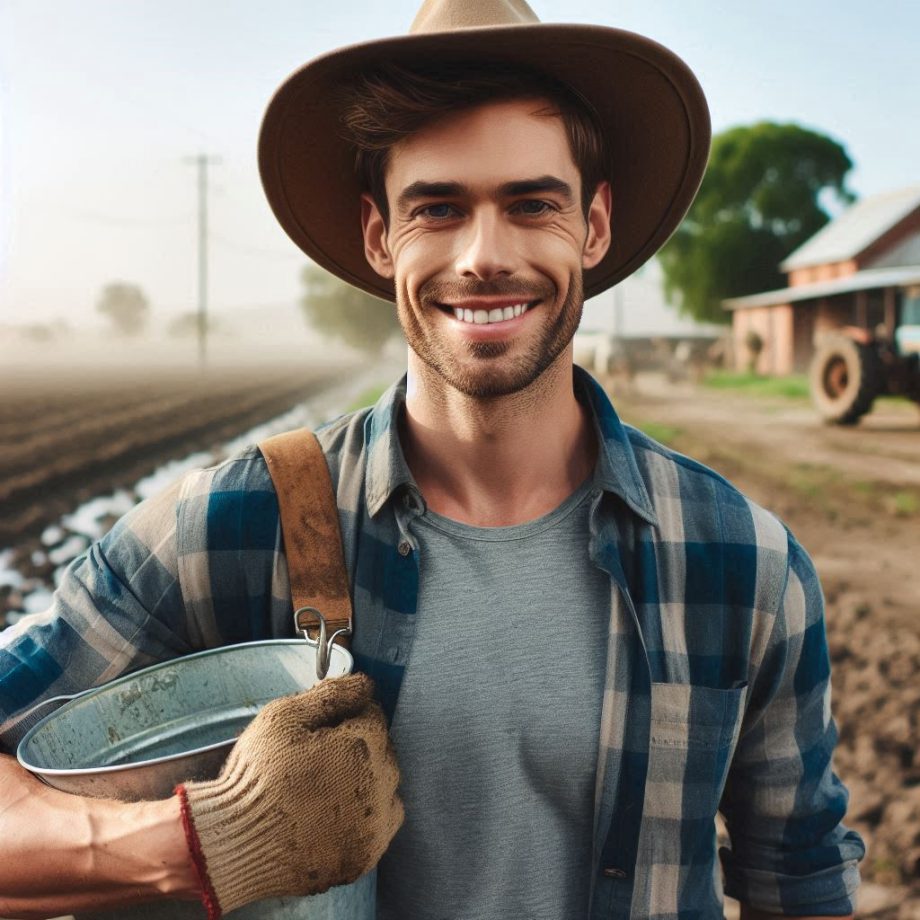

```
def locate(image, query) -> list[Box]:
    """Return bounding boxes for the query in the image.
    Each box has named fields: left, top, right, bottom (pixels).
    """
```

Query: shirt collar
left=364, top=367, right=658, bottom=527
left=364, top=376, right=415, bottom=517
left=576, top=366, right=658, bottom=527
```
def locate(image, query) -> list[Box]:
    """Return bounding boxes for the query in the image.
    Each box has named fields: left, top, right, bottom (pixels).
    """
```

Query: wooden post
left=855, top=290, right=868, bottom=329
left=883, top=287, right=897, bottom=337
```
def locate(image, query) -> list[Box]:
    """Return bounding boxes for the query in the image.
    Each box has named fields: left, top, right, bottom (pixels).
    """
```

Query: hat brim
left=258, top=23, right=710, bottom=302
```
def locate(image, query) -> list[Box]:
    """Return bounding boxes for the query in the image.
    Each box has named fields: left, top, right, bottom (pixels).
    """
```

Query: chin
left=430, top=343, right=571, bottom=399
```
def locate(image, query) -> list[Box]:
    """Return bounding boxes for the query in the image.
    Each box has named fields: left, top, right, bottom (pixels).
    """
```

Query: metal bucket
left=16, top=630, right=376, bottom=919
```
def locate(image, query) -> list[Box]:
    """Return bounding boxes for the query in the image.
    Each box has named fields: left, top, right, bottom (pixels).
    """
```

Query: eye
left=512, top=199, right=555, bottom=216
left=416, top=203, right=460, bottom=220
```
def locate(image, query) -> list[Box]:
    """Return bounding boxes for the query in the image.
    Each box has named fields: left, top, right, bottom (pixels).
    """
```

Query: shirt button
left=398, top=540, right=411, bottom=556
left=603, top=867, right=628, bottom=879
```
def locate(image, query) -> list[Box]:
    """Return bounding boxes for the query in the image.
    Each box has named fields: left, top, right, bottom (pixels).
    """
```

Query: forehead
left=385, top=98, right=578, bottom=195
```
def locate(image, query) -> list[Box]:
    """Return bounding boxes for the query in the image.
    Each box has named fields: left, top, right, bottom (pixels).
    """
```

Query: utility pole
left=184, top=154, right=221, bottom=367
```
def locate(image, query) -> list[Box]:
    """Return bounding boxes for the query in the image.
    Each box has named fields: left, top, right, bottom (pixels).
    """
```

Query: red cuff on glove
left=176, top=783, right=222, bottom=920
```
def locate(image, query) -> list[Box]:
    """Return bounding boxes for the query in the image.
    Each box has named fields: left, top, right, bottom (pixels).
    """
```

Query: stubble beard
left=398, top=273, right=585, bottom=399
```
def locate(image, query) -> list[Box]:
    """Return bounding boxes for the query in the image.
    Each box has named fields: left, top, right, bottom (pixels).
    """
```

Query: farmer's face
left=361, top=98, right=611, bottom=398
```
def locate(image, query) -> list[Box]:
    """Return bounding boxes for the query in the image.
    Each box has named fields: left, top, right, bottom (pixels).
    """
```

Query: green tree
left=96, top=282, right=150, bottom=336
left=659, top=122, right=855, bottom=324
left=300, top=264, right=401, bottom=352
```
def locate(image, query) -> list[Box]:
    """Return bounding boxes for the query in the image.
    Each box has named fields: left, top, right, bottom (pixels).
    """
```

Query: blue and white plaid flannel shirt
left=0, top=368, right=863, bottom=918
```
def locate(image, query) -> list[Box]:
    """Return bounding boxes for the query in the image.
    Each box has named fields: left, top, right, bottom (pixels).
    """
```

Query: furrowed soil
left=608, top=373, right=920, bottom=918
left=0, top=359, right=355, bottom=547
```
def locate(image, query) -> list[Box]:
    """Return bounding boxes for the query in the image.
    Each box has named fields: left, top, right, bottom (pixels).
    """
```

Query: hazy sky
left=2, top=1, right=918, bottom=328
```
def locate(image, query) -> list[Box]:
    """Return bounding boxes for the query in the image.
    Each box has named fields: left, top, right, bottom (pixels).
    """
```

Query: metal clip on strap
left=258, top=429, right=353, bottom=681
left=295, top=606, right=352, bottom=681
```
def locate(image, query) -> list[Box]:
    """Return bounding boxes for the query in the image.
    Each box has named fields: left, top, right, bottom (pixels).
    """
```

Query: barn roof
left=723, top=265, right=920, bottom=311
left=780, top=186, right=920, bottom=272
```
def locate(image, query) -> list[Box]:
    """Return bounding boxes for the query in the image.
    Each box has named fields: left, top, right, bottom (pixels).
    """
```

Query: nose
left=454, top=207, right=517, bottom=281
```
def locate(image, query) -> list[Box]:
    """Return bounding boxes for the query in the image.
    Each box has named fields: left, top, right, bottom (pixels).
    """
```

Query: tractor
left=809, top=284, right=920, bottom=424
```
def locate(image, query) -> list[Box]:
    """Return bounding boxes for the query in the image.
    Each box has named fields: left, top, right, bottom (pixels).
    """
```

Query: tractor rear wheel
left=809, top=336, right=882, bottom=425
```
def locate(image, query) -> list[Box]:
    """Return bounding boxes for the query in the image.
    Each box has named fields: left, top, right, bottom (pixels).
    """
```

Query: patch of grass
left=636, top=421, right=683, bottom=445
left=869, top=857, right=904, bottom=886
left=345, top=385, right=388, bottom=413
left=875, top=394, right=917, bottom=409
left=702, top=370, right=810, bottom=400
left=788, top=474, right=822, bottom=499
left=783, top=465, right=920, bottom=521
left=888, top=491, right=920, bottom=517
left=785, top=463, right=842, bottom=516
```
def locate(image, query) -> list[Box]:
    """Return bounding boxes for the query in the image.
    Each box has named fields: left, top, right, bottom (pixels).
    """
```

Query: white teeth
left=450, top=302, right=533, bottom=324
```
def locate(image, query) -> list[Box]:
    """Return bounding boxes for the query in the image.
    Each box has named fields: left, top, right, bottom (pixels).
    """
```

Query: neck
left=400, top=347, right=597, bottom=526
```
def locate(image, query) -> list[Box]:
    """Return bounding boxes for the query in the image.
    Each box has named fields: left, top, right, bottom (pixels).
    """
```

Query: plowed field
left=0, top=361, right=351, bottom=545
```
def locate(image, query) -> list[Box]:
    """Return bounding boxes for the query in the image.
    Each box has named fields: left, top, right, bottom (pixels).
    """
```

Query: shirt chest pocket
left=644, top=681, right=748, bottom=824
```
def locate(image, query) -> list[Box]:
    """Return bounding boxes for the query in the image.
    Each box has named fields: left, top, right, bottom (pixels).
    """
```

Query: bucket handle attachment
left=295, top=607, right=351, bottom=681
left=18, top=690, right=85, bottom=724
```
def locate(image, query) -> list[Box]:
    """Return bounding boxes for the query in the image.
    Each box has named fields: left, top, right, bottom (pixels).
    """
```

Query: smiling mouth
left=440, top=301, right=539, bottom=325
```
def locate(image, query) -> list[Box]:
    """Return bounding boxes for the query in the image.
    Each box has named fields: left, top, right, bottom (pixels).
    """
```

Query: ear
left=582, top=181, right=612, bottom=270
left=361, top=194, right=394, bottom=279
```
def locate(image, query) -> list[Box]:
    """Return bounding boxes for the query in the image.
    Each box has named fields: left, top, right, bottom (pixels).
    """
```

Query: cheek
left=391, top=233, right=454, bottom=290
left=547, top=218, right=589, bottom=253
left=531, top=227, right=587, bottom=280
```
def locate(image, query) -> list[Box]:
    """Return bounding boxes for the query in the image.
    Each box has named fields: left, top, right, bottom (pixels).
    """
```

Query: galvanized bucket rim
left=17, top=638, right=353, bottom=779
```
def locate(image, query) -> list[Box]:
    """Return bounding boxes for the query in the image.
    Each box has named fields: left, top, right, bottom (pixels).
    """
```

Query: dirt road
left=610, top=374, right=920, bottom=916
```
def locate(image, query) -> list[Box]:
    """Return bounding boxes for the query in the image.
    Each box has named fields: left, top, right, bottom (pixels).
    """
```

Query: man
left=0, top=1, right=864, bottom=918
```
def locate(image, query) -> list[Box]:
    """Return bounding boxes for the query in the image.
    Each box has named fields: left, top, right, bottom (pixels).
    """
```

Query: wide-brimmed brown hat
left=258, top=0, right=710, bottom=302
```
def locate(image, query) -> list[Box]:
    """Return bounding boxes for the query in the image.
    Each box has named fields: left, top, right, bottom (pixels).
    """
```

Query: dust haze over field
left=0, top=303, right=364, bottom=377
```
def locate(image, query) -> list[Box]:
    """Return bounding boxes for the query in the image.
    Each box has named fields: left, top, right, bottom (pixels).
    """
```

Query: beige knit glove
left=175, top=673, right=403, bottom=920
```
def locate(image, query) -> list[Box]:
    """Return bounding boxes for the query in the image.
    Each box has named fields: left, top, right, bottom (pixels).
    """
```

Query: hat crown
left=410, top=0, right=539, bottom=34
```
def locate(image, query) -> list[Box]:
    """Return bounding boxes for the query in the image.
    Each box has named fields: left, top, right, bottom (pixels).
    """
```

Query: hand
left=177, top=673, right=403, bottom=919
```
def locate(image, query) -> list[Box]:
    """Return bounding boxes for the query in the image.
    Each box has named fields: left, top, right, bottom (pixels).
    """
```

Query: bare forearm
left=0, top=754, right=198, bottom=919
left=740, top=906, right=854, bottom=920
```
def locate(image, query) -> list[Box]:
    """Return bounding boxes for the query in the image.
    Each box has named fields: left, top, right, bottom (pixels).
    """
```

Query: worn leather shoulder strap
left=257, top=429, right=352, bottom=644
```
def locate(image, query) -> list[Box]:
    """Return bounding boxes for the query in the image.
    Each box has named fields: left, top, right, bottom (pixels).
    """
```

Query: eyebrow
left=397, top=181, right=465, bottom=213
left=396, top=175, right=575, bottom=213
left=500, top=176, right=574, bottom=203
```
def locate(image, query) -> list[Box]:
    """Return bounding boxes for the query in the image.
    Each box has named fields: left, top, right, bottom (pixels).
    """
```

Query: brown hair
left=341, top=62, right=609, bottom=224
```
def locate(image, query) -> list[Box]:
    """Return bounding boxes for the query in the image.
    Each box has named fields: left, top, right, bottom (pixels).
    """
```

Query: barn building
left=723, top=186, right=920, bottom=374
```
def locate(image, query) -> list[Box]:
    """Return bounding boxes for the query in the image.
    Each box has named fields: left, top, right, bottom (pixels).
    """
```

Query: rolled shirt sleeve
left=720, top=533, right=865, bottom=915
left=0, top=479, right=192, bottom=752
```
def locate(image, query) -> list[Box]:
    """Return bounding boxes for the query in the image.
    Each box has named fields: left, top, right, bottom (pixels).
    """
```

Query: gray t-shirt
left=378, top=480, right=610, bottom=920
